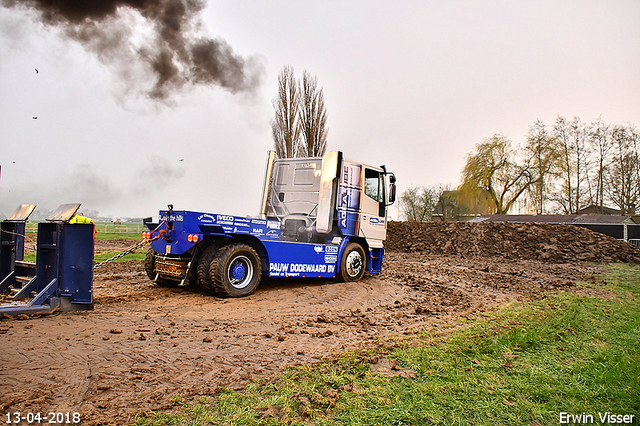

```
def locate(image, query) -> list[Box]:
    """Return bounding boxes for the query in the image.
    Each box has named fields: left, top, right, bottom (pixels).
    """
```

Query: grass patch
left=96, top=232, right=142, bottom=240
left=94, top=250, right=147, bottom=263
left=23, top=249, right=146, bottom=263
left=135, top=263, right=640, bottom=426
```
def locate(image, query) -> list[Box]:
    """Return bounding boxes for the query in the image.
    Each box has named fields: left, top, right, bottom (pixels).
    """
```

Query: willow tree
left=462, top=134, right=531, bottom=214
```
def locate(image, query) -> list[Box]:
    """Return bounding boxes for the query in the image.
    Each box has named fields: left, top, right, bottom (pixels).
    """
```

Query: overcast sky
left=1, top=0, right=639, bottom=220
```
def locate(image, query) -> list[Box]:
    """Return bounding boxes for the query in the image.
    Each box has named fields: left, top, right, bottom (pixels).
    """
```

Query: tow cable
left=93, top=238, right=149, bottom=269
left=93, top=224, right=167, bottom=270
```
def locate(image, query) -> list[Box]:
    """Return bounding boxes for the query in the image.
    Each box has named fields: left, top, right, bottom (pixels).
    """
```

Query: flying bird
left=179, top=158, right=184, bottom=162
left=35, top=69, right=38, bottom=74
left=32, top=116, right=38, bottom=120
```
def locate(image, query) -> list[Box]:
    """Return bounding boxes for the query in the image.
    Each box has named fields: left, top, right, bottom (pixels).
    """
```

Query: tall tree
left=272, top=66, right=328, bottom=158
left=271, top=66, right=301, bottom=158
left=399, top=185, right=436, bottom=222
left=606, top=124, right=640, bottom=214
left=462, top=134, right=531, bottom=214
left=524, top=119, right=562, bottom=214
left=299, top=71, right=328, bottom=157
left=552, top=116, right=590, bottom=213
left=399, top=185, right=448, bottom=222
left=587, top=117, right=612, bottom=211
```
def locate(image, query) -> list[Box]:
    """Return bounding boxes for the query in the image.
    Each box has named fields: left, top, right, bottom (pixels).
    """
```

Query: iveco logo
left=217, top=215, right=234, bottom=222
left=267, top=221, right=281, bottom=229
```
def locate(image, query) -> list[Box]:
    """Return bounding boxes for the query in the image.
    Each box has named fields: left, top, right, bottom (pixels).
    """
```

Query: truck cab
left=144, top=150, right=396, bottom=297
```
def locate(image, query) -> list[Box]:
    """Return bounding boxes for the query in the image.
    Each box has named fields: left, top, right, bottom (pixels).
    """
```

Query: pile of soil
left=386, top=221, right=640, bottom=263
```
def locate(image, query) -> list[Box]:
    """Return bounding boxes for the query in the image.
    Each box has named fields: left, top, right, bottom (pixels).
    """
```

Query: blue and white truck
left=143, top=150, right=396, bottom=297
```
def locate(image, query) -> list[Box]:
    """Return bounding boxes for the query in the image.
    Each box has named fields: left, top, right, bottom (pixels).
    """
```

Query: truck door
left=359, top=168, right=387, bottom=247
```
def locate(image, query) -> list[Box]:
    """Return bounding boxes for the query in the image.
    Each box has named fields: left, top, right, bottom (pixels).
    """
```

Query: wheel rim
left=227, top=255, right=254, bottom=289
left=345, top=250, right=363, bottom=278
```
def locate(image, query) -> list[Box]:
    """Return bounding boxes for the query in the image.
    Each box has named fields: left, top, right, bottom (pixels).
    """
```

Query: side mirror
left=386, top=173, right=396, bottom=205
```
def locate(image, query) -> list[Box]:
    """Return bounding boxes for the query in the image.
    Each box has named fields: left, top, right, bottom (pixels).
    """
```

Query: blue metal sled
left=0, top=204, right=94, bottom=317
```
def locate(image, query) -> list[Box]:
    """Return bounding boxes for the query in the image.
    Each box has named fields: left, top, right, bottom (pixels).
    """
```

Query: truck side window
left=364, top=168, right=383, bottom=203
left=276, top=164, right=290, bottom=185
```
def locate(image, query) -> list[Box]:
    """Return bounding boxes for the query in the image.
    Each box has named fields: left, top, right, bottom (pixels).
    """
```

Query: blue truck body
left=144, top=151, right=395, bottom=297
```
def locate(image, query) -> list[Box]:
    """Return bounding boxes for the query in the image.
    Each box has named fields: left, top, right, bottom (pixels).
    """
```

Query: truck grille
left=155, top=255, right=189, bottom=278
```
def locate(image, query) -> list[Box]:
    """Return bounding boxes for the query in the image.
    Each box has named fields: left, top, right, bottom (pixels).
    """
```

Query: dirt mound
left=386, top=221, right=640, bottom=263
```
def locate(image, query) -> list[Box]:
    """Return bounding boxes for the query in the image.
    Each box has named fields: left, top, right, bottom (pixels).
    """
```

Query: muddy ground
left=1, top=222, right=636, bottom=425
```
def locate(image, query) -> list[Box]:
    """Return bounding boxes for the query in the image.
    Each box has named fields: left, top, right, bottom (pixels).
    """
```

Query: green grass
left=23, top=231, right=143, bottom=263
left=96, top=232, right=142, bottom=240
left=93, top=250, right=147, bottom=263
left=23, top=248, right=146, bottom=263
left=134, top=263, right=640, bottom=426
left=26, top=222, right=144, bottom=235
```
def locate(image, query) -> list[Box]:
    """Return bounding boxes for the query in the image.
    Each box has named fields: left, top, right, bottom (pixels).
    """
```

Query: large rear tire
left=210, top=243, right=262, bottom=298
left=144, top=247, right=180, bottom=288
left=338, top=242, right=366, bottom=282
left=197, top=244, right=219, bottom=293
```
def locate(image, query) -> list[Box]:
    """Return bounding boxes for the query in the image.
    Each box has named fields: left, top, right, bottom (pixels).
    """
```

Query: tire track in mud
left=1, top=253, right=600, bottom=425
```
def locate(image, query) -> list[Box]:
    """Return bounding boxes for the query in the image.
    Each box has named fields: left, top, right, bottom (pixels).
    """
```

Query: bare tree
left=299, top=71, right=328, bottom=157
left=552, top=116, right=590, bottom=213
left=587, top=117, right=612, bottom=211
left=399, top=185, right=445, bottom=221
left=399, top=186, right=432, bottom=221
left=606, top=124, right=640, bottom=214
left=462, top=134, right=531, bottom=214
left=524, top=119, right=562, bottom=214
left=272, top=67, right=328, bottom=158
left=271, top=66, right=301, bottom=158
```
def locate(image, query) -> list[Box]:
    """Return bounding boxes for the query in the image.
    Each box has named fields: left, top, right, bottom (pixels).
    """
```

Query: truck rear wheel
left=338, top=242, right=366, bottom=282
left=144, top=247, right=180, bottom=288
left=197, top=244, right=219, bottom=293
left=210, top=243, right=262, bottom=298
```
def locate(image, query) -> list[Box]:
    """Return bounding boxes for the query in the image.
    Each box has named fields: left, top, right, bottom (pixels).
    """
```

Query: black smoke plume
left=3, top=0, right=262, bottom=100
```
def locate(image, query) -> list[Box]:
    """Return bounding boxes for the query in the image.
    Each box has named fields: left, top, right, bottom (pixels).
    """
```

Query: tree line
left=401, top=116, right=640, bottom=221
left=271, top=65, right=328, bottom=158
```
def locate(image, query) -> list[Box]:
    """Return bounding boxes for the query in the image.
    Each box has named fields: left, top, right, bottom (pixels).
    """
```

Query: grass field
left=24, top=250, right=145, bottom=263
left=25, top=222, right=145, bottom=234
left=96, top=232, right=143, bottom=240
left=134, top=263, right=639, bottom=426
left=93, top=250, right=147, bottom=263
left=23, top=232, right=145, bottom=263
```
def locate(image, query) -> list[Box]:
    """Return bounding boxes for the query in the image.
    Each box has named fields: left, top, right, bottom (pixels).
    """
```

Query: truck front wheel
left=338, top=242, right=366, bottom=282
left=210, top=243, right=262, bottom=297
